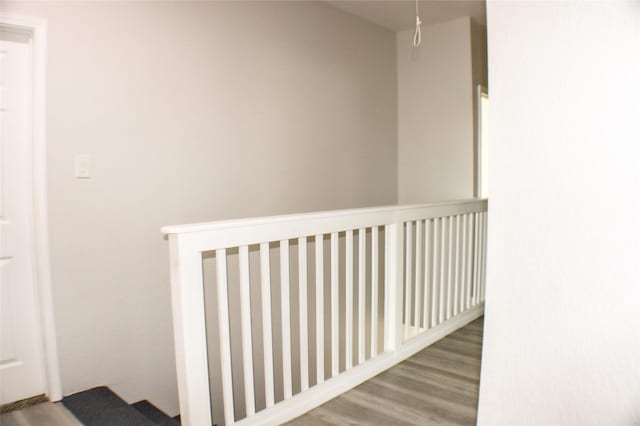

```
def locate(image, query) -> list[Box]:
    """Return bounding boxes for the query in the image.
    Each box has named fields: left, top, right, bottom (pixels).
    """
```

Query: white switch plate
left=75, top=154, right=90, bottom=178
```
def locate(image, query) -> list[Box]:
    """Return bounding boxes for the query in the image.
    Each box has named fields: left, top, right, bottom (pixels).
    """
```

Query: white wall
left=3, top=1, right=397, bottom=415
left=397, top=17, right=486, bottom=203
left=478, top=2, right=640, bottom=424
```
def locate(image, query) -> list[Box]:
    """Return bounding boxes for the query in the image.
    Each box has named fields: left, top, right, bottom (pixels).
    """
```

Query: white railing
left=162, top=199, right=488, bottom=426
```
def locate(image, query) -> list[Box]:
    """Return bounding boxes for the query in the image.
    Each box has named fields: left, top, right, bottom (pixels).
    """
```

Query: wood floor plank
left=363, top=374, right=478, bottom=418
left=384, top=362, right=480, bottom=398
left=445, top=330, right=484, bottom=344
left=288, top=317, right=484, bottom=425
left=410, top=349, right=482, bottom=379
left=372, top=369, right=478, bottom=407
left=0, top=403, right=81, bottom=426
left=426, top=345, right=483, bottom=366
left=310, top=393, right=416, bottom=426
left=431, top=336, right=484, bottom=355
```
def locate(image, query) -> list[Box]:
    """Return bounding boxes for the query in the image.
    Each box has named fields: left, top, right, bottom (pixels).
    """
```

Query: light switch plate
left=75, top=154, right=90, bottom=178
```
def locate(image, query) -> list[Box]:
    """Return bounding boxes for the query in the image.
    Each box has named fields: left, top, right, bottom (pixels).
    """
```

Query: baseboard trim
left=1, top=394, right=48, bottom=413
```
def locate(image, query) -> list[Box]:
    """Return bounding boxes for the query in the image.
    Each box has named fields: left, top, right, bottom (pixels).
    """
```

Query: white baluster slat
left=404, top=221, right=412, bottom=339
left=280, top=240, right=292, bottom=399
left=414, top=220, right=422, bottom=335
left=239, top=246, right=255, bottom=416
left=259, top=243, right=275, bottom=408
left=314, top=235, right=324, bottom=385
left=298, top=237, right=309, bottom=391
left=431, top=218, right=440, bottom=326
left=465, top=213, right=473, bottom=310
left=481, top=212, right=488, bottom=301
left=447, top=216, right=455, bottom=320
left=473, top=213, right=480, bottom=305
left=370, top=226, right=378, bottom=357
left=458, top=216, right=467, bottom=315
left=458, top=214, right=464, bottom=313
left=358, top=228, right=366, bottom=364
left=330, top=232, right=339, bottom=377
left=346, top=230, right=353, bottom=369
left=439, top=217, right=447, bottom=324
left=451, top=217, right=457, bottom=318
left=423, top=219, right=431, bottom=329
left=216, top=249, right=235, bottom=426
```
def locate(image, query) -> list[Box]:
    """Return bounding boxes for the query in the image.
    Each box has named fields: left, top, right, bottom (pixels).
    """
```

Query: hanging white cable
left=413, top=0, right=422, bottom=47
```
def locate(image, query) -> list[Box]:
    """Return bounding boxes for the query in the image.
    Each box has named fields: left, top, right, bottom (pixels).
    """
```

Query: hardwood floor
left=1, top=318, right=483, bottom=426
left=287, top=317, right=484, bottom=426
left=0, top=402, right=81, bottom=426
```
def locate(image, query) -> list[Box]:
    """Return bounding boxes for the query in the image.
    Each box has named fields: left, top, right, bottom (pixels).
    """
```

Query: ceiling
left=325, top=0, right=486, bottom=32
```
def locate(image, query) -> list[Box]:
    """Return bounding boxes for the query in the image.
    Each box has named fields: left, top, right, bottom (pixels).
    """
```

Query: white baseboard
left=235, top=303, right=484, bottom=426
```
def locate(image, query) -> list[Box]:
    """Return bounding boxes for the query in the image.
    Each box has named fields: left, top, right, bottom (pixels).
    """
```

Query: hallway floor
left=287, top=317, right=484, bottom=426
left=0, top=402, right=80, bottom=426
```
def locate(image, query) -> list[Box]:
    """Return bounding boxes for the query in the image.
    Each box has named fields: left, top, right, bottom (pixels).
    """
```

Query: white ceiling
left=325, top=0, right=486, bottom=32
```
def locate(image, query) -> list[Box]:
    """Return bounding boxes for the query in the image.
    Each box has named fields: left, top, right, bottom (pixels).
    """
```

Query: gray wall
left=397, top=17, right=487, bottom=203
left=3, top=0, right=397, bottom=415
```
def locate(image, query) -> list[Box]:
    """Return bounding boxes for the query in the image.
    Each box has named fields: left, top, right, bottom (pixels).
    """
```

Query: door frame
left=1, top=14, right=62, bottom=402
left=475, top=84, right=488, bottom=198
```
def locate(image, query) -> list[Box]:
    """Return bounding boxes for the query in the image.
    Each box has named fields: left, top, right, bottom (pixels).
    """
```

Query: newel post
left=383, top=221, right=405, bottom=352
left=168, top=234, right=212, bottom=426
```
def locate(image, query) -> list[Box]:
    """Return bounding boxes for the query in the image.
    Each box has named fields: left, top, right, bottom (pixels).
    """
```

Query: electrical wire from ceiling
left=413, top=0, right=422, bottom=47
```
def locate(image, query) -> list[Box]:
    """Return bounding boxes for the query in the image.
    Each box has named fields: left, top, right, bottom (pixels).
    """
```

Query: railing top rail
left=161, top=198, right=487, bottom=235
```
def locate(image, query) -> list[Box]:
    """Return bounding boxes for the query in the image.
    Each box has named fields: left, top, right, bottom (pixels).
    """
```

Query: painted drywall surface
left=478, top=2, right=640, bottom=425
left=2, top=1, right=397, bottom=415
left=397, top=17, right=485, bottom=203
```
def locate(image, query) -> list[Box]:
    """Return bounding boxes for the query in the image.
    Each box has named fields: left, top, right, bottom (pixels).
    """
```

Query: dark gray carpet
left=63, top=387, right=178, bottom=426
left=132, top=400, right=180, bottom=426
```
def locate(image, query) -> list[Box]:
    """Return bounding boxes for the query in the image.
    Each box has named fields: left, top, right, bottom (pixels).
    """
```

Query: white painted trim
left=0, top=14, right=62, bottom=402
left=161, top=199, right=487, bottom=235
left=475, top=84, right=488, bottom=198
left=234, top=304, right=484, bottom=426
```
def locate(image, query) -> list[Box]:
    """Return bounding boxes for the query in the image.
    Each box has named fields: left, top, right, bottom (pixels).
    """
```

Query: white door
left=0, top=27, right=47, bottom=405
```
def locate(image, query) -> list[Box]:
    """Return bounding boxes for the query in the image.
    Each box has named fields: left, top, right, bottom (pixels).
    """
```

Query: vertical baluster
left=447, top=216, right=456, bottom=320
left=414, top=220, right=422, bottom=334
left=459, top=216, right=467, bottom=314
left=216, top=249, right=235, bottom=426
left=439, top=217, right=447, bottom=324
left=259, top=243, right=275, bottom=408
left=280, top=240, right=292, bottom=399
left=423, top=219, right=431, bottom=329
left=238, top=246, right=255, bottom=416
left=473, top=212, right=480, bottom=305
left=465, top=213, right=473, bottom=309
left=330, top=232, right=339, bottom=377
left=477, top=213, right=483, bottom=303
left=459, top=214, right=465, bottom=312
left=314, top=235, right=324, bottom=385
left=481, top=212, right=488, bottom=302
left=371, top=226, right=379, bottom=357
left=473, top=213, right=480, bottom=305
left=345, top=230, right=353, bottom=370
left=452, top=216, right=460, bottom=317
left=452, top=216, right=459, bottom=316
left=358, top=228, right=366, bottom=364
left=404, top=222, right=412, bottom=339
left=298, top=237, right=309, bottom=391
left=431, top=218, right=440, bottom=326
